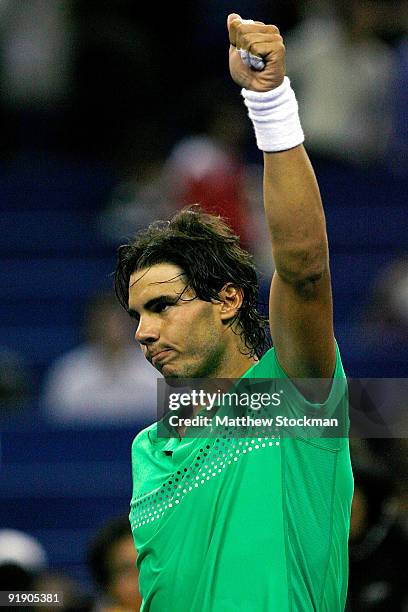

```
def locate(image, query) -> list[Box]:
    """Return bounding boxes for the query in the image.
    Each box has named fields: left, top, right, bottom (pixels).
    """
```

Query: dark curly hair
left=115, top=206, right=271, bottom=358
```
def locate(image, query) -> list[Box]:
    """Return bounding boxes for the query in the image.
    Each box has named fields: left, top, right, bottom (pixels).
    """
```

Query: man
left=114, top=13, right=353, bottom=611
left=88, top=515, right=142, bottom=612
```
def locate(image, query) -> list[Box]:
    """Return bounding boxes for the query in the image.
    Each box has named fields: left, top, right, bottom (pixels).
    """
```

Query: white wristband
left=241, top=77, right=304, bottom=152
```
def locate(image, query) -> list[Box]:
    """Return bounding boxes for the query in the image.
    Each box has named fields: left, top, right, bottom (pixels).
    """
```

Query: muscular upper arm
left=269, top=266, right=336, bottom=379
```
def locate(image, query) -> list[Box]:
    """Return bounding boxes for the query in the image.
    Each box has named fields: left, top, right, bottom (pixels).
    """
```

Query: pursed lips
left=150, top=349, right=173, bottom=365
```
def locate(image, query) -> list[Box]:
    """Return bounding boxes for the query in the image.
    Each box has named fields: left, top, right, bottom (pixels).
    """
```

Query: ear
left=218, top=283, right=244, bottom=322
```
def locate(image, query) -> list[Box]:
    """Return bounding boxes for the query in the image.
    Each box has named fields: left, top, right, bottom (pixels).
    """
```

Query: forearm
left=263, top=145, right=329, bottom=284
left=227, top=16, right=330, bottom=286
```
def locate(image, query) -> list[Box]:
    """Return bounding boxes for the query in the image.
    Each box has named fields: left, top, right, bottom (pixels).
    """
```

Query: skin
left=127, top=16, right=335, bottom=404
left=107, top=536, right=141, bottom=611
left=228, top=13, right=336, bottom=379
left=128, top=263, right=257, bottom=381
left=126, top=12, right=340, bottom=603
left=348, top=487, right=368, bottom=543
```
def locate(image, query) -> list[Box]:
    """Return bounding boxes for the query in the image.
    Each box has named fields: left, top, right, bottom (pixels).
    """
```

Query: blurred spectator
left=0, top=347, right=32, bottom=410
left=0, top=0, right=72, bottom=107
left=163, top=95, right=255, bottom=247
left=0, top=529, right=47, bottom=610
left=41, top=293, right=159, bottom=425
left=386, top=35, right=408, bottom=175
left=162, top=89, right=274, bottom=276
left=33, top=572, right=93, bottom=612
left=347, top=464, right=408, bottom=610
left=0, top=531, right=93, bottom=612
left=285, top=0, right=400, bottom=163
left=366, top=439, right=408, bottom=532
left=87, top=515, right=141, bottom=612
left=99, top=88, right=274, bottom=276
left=342, top=256, right=408, bottom=378
left=98, top=158, right=176, bottom=247
left=0, top=0, right=74, bottom=151
left=363, top=257, right=408, bottom=342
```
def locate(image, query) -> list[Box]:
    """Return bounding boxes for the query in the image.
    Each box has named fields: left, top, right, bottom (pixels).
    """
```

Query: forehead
left=128, top=263, right=187, bottom=306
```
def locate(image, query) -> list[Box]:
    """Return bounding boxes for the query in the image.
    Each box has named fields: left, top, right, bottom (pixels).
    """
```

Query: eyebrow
left=127, top=295, right=178, bottom=319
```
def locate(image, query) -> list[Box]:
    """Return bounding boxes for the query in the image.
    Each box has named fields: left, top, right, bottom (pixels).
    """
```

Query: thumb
left=227, top=13, right=241, bottom=33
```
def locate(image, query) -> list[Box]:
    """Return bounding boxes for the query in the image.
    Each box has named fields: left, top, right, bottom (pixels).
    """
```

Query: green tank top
left=129, top=343, right=353, bottom=611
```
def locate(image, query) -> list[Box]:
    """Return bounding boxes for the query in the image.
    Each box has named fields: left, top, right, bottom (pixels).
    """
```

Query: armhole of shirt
left=271, top=340, right=347, bottom=409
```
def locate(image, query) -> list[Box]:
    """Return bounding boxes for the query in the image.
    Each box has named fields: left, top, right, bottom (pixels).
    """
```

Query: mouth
left=151, top=349, right=173, bottom=365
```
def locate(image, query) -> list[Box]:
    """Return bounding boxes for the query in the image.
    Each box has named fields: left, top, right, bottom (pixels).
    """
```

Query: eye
left=153, top=301, right=172, bottom=313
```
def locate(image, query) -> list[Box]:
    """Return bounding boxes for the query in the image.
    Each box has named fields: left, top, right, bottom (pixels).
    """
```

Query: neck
left=177, top=350, right=258, bottom=438
left=214, top=338, right=259, bottom=378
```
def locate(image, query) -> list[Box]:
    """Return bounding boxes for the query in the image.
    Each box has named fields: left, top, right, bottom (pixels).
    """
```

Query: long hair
left=115, top=206, right=271, bottom=358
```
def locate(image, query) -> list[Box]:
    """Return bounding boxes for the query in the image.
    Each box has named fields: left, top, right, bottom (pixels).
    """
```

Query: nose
left=134, top=315, right=160, bottom=345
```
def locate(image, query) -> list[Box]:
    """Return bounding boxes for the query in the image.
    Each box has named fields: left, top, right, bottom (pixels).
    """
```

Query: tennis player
left=114, top=13, right=353, bottom=611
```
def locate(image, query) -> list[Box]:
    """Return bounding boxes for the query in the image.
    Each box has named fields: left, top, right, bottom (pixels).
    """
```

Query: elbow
left=274, top=241, right=329, bottom=288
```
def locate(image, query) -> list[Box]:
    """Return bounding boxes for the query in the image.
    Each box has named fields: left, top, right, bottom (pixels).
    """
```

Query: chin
left=161, top=364, right=183, bottom=378
left=162, top=362, right=198, bottom=379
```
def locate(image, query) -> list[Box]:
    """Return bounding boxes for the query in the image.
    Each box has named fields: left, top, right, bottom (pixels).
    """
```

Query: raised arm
left=228, top=13, right=336, bottom=378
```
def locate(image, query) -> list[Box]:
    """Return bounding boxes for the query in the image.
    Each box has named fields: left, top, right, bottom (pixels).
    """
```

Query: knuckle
left=266, top=24, right=280, bottom=34
left=248, top=41, right=258, bottom=54
left=231, top=19, right=241, bottom=36
left=271, top=33, right=284, bottom=43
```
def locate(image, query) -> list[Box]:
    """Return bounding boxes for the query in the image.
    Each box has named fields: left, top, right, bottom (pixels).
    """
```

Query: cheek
left=166, top=303, right=221, bottom=357
left=181, top=311, right=217, bottom=347
left=187, top=321, right=223, bottom=367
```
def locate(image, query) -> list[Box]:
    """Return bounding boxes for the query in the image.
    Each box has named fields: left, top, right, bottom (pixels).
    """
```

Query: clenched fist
left=227, top=13, right=285, bottom=92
